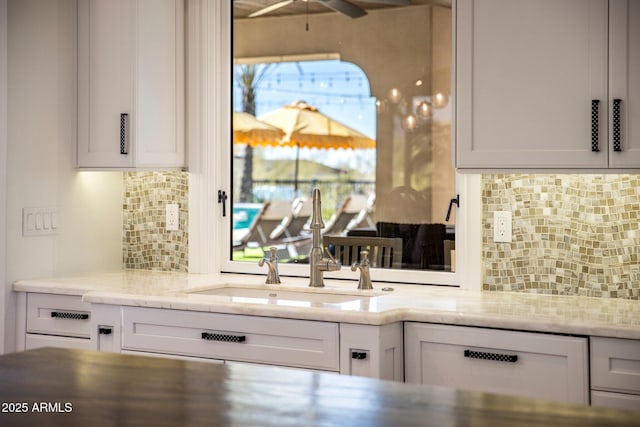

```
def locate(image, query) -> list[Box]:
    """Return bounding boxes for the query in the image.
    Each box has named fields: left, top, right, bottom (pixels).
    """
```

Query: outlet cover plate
left=166, top=204, right=179, bottom=231
left=493, top=211, right=512, bottom=243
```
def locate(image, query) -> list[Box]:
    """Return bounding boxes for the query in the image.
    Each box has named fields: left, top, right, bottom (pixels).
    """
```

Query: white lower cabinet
left=17, top=293, right=123, bottom=353
left=120, top=307, right=403, bottom=378
left=404, top=322, right=589, bottom=404
left=590, top=337, right=640, bottom=412
left=20, top=293, right=95, bottom=351
left=339, top=322, right=403, bottom=381
left=121, top=307, right=340, bottom=371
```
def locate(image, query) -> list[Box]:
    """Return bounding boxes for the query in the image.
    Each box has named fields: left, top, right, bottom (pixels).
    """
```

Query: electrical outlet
left=166, top=204, right=179, bottom=231
left=493, top=211, right=512, bottom=243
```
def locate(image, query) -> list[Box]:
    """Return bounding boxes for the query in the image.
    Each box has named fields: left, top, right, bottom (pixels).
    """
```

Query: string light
left=388, top=88, right=402, bottom=104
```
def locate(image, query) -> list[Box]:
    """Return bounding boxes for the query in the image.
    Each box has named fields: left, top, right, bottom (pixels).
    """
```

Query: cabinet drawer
left=591, top=390, right=640, bottom=412
left=25, top=333, right=94, bottom=351
left=405, top=323, right=588, bottom=404
left=27, top=293, right=92, bottom=338
left=591, top=337, right=640, bottom=395
left=122, top=307, right=339, bottom=371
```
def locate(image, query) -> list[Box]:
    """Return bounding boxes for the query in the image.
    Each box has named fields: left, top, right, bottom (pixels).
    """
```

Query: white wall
left=4, top=0, right=123, bottom=353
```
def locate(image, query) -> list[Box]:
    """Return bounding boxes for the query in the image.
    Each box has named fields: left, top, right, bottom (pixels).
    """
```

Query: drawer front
left=591, top=390, right=640, bottom=413
left=25, top=333, right=94, bottom=351
left=591, top=337, right=640, bottom=394
left=27, top=293, right=92, bottom=338
left=405, top=323, right=588, bottom=404
left=122, top=307, right=339, bottom=371
left=121, top=350, right=224, bottom=364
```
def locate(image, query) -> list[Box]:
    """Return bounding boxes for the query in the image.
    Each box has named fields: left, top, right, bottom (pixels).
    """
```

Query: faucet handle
left=324, top=246, right=338, bottom=264
left=268, top=246, right=278, bottom=261
left=351, top=250, right=372, bottom=290
left=258, top=247, right=281, bottom=284
left=351, top=250, right=370, bottom=271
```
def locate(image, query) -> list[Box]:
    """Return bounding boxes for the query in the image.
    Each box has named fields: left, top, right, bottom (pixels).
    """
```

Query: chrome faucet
left=258, top=247, right=281, bottom=284
left=309, top=188, right=341, bottom=287
left=351, top=250, right=373, bottom=290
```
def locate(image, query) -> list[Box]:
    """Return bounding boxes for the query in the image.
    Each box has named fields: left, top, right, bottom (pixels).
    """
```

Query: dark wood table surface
left=0, top=348, right=637, bottom=426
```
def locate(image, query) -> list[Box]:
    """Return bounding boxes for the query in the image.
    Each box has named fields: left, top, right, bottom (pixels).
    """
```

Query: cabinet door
left=405, top=323, right=589, bottom=404
left=456, top=0, right=608, bottom=169
left=77, top=0, right=184, bottom=169
left=134, top=0, right=184, bottom=168
left=609, top=0, right=640, bottom=168
left=77, top=0, right=135, bottom=168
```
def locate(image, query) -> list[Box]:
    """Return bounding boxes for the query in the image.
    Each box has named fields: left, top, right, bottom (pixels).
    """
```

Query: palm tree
left=236, top=64, right=272, bottom=202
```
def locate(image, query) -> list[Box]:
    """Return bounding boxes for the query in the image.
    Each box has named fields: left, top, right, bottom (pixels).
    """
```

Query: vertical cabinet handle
left=613, top=99, right=622, bottom=152
left=591, top=100, right=600, bottom=152
left=120, top=113, right=129, bottom=155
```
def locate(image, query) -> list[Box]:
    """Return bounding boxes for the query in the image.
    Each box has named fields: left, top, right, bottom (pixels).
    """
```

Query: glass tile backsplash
left=122, top=172, right=638, bottom=298
left=483, top=174, right=640, bottom=299
left=123, top=172, right=189, bottom=272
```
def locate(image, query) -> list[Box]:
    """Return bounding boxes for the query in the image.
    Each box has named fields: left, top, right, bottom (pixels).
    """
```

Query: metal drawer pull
left=613, top=99, right=622, bottom=152
left=351, top=351, right=367, bottom=360
left=464, top=349, right=518, bottom=363
left=201, top=332, right=246, bottom=343
left=51, top=311, right=89, bottom=320
left=120, top=113, right=129, bottom=155
left=591, top=100, right=600, bottom=152
left=98, top=327, right=112, bottom=335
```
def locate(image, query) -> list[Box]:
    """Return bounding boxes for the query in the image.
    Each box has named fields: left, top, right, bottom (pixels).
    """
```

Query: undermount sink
left=188, top=286, right=378, bottom=306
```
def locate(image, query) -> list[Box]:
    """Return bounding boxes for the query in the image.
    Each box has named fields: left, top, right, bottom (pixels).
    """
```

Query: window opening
left=230, top=1, right=457, bottom=280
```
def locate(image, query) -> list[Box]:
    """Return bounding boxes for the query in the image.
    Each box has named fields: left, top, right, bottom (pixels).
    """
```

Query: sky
left=232, top=60, right=377, bottom=174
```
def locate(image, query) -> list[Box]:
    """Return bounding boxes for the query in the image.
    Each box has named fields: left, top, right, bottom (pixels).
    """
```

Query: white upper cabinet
left=609, top=0, right=640, bottom=168
left=77, top=0, right=185, bottom=170
left=455, top=0, right=640, bottom=170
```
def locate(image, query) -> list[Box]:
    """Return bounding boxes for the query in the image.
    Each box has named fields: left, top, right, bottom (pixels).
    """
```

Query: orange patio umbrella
left=233, top=111, right=285, bottom=146
left=259, top=101, right=376, bottom=190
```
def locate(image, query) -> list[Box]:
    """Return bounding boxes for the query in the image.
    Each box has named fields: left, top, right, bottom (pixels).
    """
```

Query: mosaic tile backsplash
left=123, top=172, right=189, bottom=272
left=482, top=174, right=640, bottom=299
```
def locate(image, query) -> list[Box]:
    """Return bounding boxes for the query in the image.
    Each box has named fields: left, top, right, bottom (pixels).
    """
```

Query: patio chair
left=324, top=235, right=402, bottom=269
left=232, top=200, right=294, bottom=249
left=271, top=197, right=313, bottom=242
left=322, top=194, right=371, bottom=236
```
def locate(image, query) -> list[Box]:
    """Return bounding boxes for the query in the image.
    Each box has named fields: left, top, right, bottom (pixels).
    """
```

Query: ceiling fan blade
left=248, top=0, right=295, bottom=18
left=318, top=0, right=367, bottom=18
left=358, top=0, right=411, bottom=5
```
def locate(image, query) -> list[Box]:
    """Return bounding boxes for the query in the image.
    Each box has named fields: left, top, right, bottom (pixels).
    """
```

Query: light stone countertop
left=12, top=270, right=640, bottom=340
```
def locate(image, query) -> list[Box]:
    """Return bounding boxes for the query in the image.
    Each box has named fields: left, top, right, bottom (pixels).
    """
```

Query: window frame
left=186, top=0, right=481, bottom=291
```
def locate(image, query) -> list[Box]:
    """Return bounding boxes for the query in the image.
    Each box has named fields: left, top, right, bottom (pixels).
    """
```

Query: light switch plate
left=493, top=211, right=512, bottom=243
left=23, top=207, right=58, bottom=236
left=166, top=203, right=179, bottom=231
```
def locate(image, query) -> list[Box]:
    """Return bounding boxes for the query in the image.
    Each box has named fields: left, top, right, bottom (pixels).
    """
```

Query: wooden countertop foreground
left=0, top=348, right=637, bottom=427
